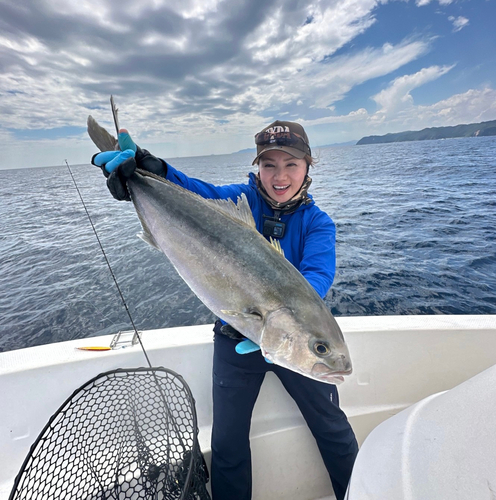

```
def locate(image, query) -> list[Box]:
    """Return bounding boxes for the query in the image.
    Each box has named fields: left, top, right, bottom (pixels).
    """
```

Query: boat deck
left=2, top=315, right=496, bottom=499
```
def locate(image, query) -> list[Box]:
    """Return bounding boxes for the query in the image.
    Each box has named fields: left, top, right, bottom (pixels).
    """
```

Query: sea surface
left=1, top=137, right=495, bottom=352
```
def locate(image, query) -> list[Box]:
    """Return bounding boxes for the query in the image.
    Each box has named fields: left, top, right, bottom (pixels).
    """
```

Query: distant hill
left=232, top=148, right=256, bottom=154
left=356, top=120, right=496, bottom=145
left=320, top=140, right=357, bottom=148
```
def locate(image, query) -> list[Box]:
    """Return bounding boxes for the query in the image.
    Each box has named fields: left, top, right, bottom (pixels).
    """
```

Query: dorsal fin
left=206, top=194, right=256, bottom=229
left=132, top=170, right=257, bottom=237
left=269, top=237, right=285, bottom=257
left=136, top=170, right=257, bottom=229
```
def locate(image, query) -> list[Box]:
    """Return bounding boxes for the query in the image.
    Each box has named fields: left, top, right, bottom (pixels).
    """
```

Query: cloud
left=449, top=16, right=469, bottom=32
left=372, top=64, right=455, bottom=115
left=415, top=0, right=453, bottom=6
left=0, top=0, right=385, bottom=134
left=362, top=86, right=496, bottom=139
left=0, top=0, right=493, bottom=168
left=303, top=39, right=431, bottom=109
left=3, top=0, right=420, bottom=155
left=299, top=75, right=496, bottom=145
left=411, top=86, right=496, bottom=125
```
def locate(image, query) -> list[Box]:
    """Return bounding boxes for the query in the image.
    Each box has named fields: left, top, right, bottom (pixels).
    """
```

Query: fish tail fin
left=87, top=115, right=119, bottom=152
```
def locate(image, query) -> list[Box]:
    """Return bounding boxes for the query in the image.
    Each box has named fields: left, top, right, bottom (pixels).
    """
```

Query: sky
left=1, top=0, right=495, bottom=169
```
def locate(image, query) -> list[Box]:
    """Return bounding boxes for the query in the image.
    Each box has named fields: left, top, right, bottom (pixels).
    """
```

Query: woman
left=92, top=120, right=358, bottom=500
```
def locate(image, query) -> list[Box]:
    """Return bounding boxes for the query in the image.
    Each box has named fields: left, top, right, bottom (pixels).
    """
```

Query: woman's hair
left=305, top=154, right=318, bottom=167
left=304, top=155, right=317, bottom=175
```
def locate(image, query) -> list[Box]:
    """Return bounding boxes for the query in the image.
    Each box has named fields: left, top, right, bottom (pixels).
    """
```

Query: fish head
left=260, top=307, right=352, bottom=384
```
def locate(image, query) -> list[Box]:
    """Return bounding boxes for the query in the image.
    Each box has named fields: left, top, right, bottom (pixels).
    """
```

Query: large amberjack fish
left=87, top=104, right=352, bottom=384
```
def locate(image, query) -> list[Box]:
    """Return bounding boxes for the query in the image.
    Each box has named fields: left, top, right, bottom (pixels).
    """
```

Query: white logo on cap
left=265, top=126, right=290, bottom=134
left=265, top=126, right=290, bottom=144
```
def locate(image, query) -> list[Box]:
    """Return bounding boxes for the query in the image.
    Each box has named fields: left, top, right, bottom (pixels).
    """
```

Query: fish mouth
left=311, top=362, right=352, bottom=383
left=321, top=374, right=345, bottom=384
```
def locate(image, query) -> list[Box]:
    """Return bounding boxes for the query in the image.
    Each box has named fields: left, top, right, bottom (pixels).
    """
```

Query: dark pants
left=210, top=333, right=358, bottom=500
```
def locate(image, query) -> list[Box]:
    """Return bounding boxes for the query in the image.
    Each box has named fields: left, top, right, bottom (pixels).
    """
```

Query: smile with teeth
left=274, top=185, right=290, bottom=191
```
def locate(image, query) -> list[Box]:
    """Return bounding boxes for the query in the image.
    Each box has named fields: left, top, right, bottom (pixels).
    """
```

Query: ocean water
left=1, top=137, right=495, bottom=352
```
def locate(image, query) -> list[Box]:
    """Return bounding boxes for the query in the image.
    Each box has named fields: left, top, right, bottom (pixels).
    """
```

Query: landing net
left=9, top=367, right=210, bottom=500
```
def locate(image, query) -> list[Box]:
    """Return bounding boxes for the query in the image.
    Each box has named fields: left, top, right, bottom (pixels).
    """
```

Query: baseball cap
left=252, top=120, right=311, bottom=165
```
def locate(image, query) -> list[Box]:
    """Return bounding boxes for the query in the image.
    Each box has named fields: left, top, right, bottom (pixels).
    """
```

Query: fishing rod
left=68, top=105, right=214, bottom=495
left=11, top=160, right=211, bottom=500
left=64, top=159, right=153, bottom=368
left=64, top=158, right=203, bottom=472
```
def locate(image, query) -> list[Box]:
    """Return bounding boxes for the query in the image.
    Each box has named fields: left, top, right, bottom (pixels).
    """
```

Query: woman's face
left=258, top=150, right=308, bottom=203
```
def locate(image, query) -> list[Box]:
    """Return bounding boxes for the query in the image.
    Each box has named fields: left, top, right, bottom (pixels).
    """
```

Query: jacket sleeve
left=164, top=162, right=249, bottom=201
left=298, top=211, right=336, bottom=299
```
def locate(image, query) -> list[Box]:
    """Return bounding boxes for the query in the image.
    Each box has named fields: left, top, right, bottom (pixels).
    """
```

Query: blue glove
left=118, top=130, right=138, bottom=153
left=91, top=130, right=166, bottom=201
left=235, top=339, right=262, bottom=354
left=93, top=149, right=135, bottom=174
left=235, top=339, right=273, bottom=363
left=92, top=129, right=138, bottom=173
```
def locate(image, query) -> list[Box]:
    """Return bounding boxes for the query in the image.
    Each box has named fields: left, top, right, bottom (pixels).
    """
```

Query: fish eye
left=313, top=341, right=330, bottom=356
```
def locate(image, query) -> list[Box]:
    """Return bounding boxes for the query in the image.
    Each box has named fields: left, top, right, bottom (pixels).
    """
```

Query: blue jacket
left=165, top=163, right=336, bottom=299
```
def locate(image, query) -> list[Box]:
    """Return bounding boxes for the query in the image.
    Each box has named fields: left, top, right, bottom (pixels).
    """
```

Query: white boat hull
left=347, top=361, right=496, bottom=499
left=2, top=315, right=496, bottom=500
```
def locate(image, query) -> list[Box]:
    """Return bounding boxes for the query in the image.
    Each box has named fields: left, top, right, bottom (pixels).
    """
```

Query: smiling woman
left=250, top=120, right=316, bottom=216
left=258, top=150, right=308, bottom=203
left=90, top=115, right=358, bottom=500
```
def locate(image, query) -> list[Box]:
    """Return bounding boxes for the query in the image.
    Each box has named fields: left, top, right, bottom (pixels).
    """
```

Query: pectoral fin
left=137, top=231, right=161, bottom=251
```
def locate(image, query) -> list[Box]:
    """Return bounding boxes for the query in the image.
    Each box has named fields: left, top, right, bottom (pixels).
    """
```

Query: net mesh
left=9, top=367, right=210, bottom=500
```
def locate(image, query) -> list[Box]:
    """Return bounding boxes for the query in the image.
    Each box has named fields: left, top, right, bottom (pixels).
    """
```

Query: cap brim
left=252, top=145, right=307, bottom=165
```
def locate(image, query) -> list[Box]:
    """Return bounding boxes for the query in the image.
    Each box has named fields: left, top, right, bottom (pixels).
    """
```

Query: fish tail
left=87, top=115, right=119, bottom=152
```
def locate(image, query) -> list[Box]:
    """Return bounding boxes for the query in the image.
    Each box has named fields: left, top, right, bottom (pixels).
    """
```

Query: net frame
left=9, top=367, right=210, bottom=500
